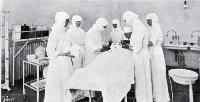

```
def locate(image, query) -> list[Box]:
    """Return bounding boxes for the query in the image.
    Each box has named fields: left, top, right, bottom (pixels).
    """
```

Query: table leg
left=89, top=90, right=92, bottom=102
left=23, top=61, right=25, bottom=95
left=124, top=95, right=127, bottom=102
left=189, top=82, right=193, bottom=102
left=37, top=66, right=39, bottom=102
left=169, top=76, right=174, bottom=102
left=198, top=58, right=200, bottom=75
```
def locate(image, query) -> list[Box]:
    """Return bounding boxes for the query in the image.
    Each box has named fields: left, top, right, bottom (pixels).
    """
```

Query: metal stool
left=168, top=69, right=198, bottom=102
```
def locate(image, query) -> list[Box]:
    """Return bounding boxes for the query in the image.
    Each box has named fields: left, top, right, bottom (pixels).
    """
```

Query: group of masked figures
left=43, top=11, right=170, bottom=102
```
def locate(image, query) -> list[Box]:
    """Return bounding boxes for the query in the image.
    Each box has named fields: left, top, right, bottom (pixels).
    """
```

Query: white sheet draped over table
left=66, top=47, right=135, bottom=102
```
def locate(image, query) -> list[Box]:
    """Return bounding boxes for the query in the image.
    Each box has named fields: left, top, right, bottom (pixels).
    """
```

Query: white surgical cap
left=72, top=15, right=83, bottom=22
left=146, top=13, right=159, bottom=23
left=55, top=12, right=70, bottom=24
left=96, top=18, right=108, bottom=27
left=122, top=11, right=138, bottom=21
left=71, top=15, right=83, bottom=26
left=123, top=26, right=132, bottom=33
left=122, top=11, right=139, bottom=25
left=112, top=19, right=120, bottom=26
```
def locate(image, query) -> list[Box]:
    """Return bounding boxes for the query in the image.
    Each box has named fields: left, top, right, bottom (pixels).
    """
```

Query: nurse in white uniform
left=122, top=11, right=153, bottom=102
left=146, top=13, right=170, bottom=102
left=44, top=12, right=72, bottom=102
left=67, top=15, right=86, bottom=69
left=110, top=19, right=124, bottom=44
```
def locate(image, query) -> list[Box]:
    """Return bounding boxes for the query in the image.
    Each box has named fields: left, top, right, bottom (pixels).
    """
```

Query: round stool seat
left=169, top=69, right=198, bottom=85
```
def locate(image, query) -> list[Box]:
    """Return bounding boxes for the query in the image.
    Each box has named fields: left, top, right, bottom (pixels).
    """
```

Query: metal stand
left=12, top=36, right=48, bottom=86
left=169, top=69, right=197, bottom=102
left=1, top=10, right=11, bottom=91
left=169, top=76, right=195, bottom=102
left=23, top=60, right=48, bottom=102
left=189, top=82, right=194, bottom=102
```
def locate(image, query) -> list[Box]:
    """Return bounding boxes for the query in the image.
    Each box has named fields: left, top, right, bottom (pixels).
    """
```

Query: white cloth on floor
left=66, top=47, right=135, bottom=102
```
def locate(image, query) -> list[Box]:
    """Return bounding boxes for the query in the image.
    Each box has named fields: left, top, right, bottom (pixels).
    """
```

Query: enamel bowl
left=169, top=69, right=198, bottom=85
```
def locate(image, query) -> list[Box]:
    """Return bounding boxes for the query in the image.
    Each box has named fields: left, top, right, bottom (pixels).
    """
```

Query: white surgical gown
left=44, top=26, right=73, bottom=102
left=66, top=25, right=93, bottom=100
left=84, top=25, right=104, bottom=65
left=130, top=20, right=153, bottom=102
left=148, top=25, right=170, bottom=102
left=110, top=28, right=124, bottom=43
left=67, top=26, right=86, bottom=69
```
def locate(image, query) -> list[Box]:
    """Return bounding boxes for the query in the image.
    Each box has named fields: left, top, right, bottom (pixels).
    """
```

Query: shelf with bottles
left=164, top=30, right=200, bottom=51
left=189, top=30, right=200, bottom=51
left=164, top=44, right=188, bottom=50
left=164, top=30, right=188, bottom=50
left=165, top=30, right=180, bottom=45
left=12, top=23, right=51, bottom=42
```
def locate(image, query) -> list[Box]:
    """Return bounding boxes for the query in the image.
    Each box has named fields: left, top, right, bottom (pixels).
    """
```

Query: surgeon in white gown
left=66, top=15, right=93, bottom=100
left=123, top=11, right=153, bottom=102
left=67, top=15, right=86, bottom=69
left=83, top=18, right=108, bottom=99
left=44, top=12, right=73, bottom=102
left=84, top=18, right=108, bottom=65
left=146, top=13, right=170, bottom=102
left=110, top=19, right=124, bottom=44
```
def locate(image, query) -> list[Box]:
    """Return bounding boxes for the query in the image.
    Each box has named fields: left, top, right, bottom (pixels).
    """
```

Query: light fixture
left=184, top=0, right=188, bottom=9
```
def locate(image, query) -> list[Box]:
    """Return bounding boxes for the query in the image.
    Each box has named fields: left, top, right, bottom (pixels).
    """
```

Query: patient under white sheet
left=66, top=46, right=135, bottom=102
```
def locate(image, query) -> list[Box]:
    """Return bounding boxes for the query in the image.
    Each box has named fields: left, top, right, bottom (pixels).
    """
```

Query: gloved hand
left=148, top=41, right=153, bottom=46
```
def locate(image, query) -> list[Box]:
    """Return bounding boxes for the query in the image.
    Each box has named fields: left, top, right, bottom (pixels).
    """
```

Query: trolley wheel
left=23, top=95, right=26, bottom=100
